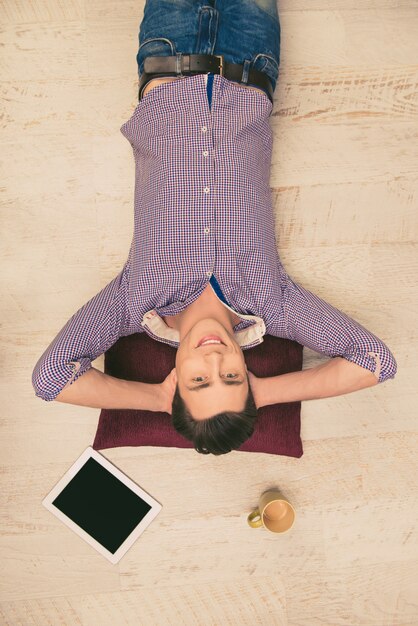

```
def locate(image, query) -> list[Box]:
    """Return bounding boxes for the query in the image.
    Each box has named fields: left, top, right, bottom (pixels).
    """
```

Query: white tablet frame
left=42, top=446, right=162, bottom=564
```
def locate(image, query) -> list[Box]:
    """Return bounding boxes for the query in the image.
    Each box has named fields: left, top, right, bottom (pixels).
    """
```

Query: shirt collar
left=141, top=299, right=266, bottom=350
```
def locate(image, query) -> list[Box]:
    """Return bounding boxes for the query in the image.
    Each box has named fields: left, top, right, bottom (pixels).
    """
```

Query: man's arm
left=32, top=262, right=132, bottom=403
left=252, top=356, right=379, bottom=408
left=54, top=366, right=166, bottom=411
left=275, top=270, right=397, bottom=384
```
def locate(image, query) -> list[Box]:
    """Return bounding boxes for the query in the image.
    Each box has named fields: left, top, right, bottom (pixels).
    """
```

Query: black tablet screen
left=52, top=457, right=152, bottom=554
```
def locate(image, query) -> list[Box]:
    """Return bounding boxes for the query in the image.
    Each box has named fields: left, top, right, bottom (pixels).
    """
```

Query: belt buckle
left=214, top=54, right=224, bottom=77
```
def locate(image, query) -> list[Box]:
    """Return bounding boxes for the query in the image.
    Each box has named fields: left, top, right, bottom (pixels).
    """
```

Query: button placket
left=201, top=113, right=213, bottom=281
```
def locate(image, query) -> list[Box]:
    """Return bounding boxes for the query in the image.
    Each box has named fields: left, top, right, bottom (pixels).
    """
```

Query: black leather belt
left=138, top=53, right=274, bottom=104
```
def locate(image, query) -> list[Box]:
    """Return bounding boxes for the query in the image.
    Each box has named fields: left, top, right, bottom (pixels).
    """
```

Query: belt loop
left=175, top=52, right=183, bottom=76
left=240, top=59, right=251, bottom=85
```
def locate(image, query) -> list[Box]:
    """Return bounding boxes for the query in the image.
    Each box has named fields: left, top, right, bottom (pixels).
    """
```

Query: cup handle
left=247, top=508, right=263, bottom=528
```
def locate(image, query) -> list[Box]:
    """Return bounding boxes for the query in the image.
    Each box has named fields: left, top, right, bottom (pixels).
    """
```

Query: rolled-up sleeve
left=280, top=271, right=397, bottom=384
left=32, top=263, right=131, bottom=401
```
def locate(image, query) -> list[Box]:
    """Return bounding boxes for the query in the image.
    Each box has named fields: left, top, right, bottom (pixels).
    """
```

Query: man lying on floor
left=32, top=71, right=397, bottom=455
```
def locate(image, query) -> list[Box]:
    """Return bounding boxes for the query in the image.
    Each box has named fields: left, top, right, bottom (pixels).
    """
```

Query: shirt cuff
left=33, top=357, right=92, bottom=402
left=340, top=350, right=385, bottom=383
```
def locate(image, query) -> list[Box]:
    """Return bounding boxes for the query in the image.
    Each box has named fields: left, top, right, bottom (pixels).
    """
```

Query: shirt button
left=203, top=150, right=209, bottom=157
left=204, top=187, right=210, bottom=193
left=206, top=271, right=212, bottom=277
left=201, top=126, right=207, bottom=132
left=204, top=227, right=210, bottom=234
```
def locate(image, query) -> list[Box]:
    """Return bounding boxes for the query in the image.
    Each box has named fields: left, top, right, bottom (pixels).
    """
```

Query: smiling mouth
left=196, top=335, right=225, bottom=348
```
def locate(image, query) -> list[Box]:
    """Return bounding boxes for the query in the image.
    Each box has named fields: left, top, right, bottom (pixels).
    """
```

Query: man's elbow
left=32, top=377, right=57, bottom=402
left=32, top=367, right=60, bottom=402
left=31, top=358, right=77, bottom=402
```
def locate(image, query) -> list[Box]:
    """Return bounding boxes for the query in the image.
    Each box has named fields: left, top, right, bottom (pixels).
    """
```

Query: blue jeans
left=136, top=0, right=281, bottom=97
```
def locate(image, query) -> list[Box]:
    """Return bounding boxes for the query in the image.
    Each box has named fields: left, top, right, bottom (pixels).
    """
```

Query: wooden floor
left=1, top=0, right=417, bottom=624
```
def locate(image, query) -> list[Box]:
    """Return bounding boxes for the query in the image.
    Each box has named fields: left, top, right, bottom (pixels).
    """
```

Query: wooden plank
left=0, top=78, right=135, bottom=138
left=277, top=9, right=418, bottom=67
left=0, top=0, right=84, bottom=24
left=0, top=577, right=287, bottom=625
left=322, top=496, right=418, bottom=568
left=273, top=66, right=418, bottom=124
left=284, top=560, right=418, bottom=625
left=270, top=118, right=418, bottom=186
left=359, top=432, right=418, bottom=500
left=0, top=22, right=89, bottom=80
left=271, top=177, right=417, bottom=247
left=0, top=529, right=120, bottom=602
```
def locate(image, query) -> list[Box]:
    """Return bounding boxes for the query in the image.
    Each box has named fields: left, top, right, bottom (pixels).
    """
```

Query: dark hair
left=171, top=374, right=258, bottom=455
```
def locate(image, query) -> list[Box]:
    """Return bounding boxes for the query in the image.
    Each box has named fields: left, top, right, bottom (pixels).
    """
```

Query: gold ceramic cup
left=247, top=489, right=296, bottom=533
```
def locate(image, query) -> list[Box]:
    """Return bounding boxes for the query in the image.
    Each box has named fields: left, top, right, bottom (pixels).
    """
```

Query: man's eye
left=192, top=374, right=238, bottom=383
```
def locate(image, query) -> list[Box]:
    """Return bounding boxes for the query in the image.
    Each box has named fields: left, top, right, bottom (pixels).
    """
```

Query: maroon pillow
left=93, top=332, right=303, bottom=457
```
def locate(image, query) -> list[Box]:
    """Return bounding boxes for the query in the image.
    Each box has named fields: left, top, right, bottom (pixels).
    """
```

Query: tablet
left=42, top=446, right=162, bottom=564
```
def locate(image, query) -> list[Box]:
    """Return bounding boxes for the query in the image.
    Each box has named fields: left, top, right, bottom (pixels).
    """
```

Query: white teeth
left=201, top=339, right=222, bottom=346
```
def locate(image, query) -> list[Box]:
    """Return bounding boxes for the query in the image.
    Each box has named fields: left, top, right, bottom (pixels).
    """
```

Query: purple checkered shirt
left=32, top=73, right=397, bottom=401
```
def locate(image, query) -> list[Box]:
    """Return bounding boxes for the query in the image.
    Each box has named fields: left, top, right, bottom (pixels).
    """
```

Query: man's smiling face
left=174, top=318, right=249, bottom=420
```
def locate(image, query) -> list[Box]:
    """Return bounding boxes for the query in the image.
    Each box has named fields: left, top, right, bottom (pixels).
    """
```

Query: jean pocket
left=136, top=37, right=177, bottom=76
left=251, top=53, right=279, bottom=91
